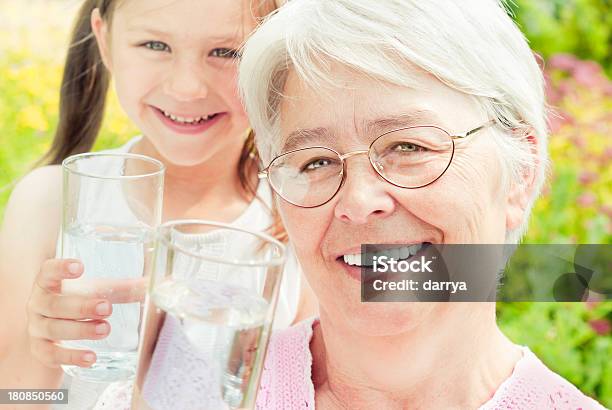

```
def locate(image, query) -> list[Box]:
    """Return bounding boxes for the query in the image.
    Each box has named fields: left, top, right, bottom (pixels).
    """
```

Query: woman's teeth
left=161, top=109, right=216, bottom=124
left=342, top=243, right=425, bottom=267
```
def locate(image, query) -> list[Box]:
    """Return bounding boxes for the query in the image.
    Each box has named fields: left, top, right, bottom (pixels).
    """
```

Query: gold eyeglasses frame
left=258, top=120, right=496, bottom=208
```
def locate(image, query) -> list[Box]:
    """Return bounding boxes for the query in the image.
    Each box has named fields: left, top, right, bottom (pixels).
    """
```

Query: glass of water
left=60, top=152, right=165, bottom=383
left=131, top=220, right=285, bottom=410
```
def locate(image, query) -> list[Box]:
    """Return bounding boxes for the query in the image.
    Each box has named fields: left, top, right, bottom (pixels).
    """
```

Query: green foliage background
left=0, top=0, right=610, bottom=406
left=508, top=0, right=612, bottom=76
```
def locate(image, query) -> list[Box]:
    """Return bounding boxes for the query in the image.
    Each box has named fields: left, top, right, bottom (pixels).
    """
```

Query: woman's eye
left=392, top=142, right=424, bottom=152
left=303, top=158, right=333, bottom=172
left=210, top=48, right=241, bottom=59
left=143, top=41, right=171, bottom=52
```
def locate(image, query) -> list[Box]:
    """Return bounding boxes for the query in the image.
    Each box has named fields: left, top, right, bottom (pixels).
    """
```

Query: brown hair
left=42, top=0, right=286, bottom=241
left=239, top=130, right=288, bottom=243
left=41, top=0, right=114, bottom=166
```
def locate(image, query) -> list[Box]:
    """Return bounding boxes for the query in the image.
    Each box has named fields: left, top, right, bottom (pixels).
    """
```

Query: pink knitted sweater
left=256, top=318, right=606, bottom=410
left=94, top=318, right=606, bottom=409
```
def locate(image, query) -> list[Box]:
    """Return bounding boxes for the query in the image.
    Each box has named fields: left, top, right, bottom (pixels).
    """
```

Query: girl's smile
left=150, top=105, right=227, bottom=136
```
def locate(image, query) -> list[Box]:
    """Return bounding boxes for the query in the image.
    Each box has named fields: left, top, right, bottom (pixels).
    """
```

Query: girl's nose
left=164, top=59, right=209, bottom=101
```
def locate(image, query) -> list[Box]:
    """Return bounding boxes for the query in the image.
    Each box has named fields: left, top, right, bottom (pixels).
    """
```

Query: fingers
left=30, top=338, right=98, bottom=368
left=27, top=258, right=113, bottom=364
left=101, top=277, right=147, bottom=304
left=36, top=259, right=83, bottom=293
left=31, top=292, right=112, bottom=321
left=28, top=315, right=110, bottom=341
left=26, top=258, right=140, bottom=370
left=61, top=277, right=147, bottom=304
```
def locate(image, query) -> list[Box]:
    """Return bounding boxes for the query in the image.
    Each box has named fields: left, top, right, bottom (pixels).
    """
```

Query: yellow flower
left=17, top=105, right=48, bottom=132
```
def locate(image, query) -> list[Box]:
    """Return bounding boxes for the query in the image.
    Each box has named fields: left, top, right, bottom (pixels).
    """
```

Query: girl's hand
left=26, top=259, right=112, bottom=368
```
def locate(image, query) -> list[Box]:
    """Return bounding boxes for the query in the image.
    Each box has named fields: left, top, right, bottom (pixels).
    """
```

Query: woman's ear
left=506, top=133, right=541, bottom=232
left=91, top=8, right=113, bottom=73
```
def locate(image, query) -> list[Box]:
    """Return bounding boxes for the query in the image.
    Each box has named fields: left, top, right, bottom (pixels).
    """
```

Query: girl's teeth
left=161, top=109, right=212, bottom=124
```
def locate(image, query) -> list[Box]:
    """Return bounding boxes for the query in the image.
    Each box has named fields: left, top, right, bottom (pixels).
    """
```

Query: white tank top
left=56, top=137, right=301, bottom=409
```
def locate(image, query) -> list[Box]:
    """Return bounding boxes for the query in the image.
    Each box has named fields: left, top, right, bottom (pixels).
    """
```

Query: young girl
left=0, top=0, right=314, bottom=407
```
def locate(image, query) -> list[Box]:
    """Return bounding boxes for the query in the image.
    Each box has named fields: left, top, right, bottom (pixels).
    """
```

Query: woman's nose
left=164, top=59, right=209, bottom=101
left=333, top=157, right=395, bottom=224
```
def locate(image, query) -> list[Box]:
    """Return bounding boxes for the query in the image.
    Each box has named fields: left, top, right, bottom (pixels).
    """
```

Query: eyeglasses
left=259, top=120, right=495, bottom=208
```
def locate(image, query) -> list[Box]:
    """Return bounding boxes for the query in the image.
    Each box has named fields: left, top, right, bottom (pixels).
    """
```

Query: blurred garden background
left=0, top=0, right=610, bottom=405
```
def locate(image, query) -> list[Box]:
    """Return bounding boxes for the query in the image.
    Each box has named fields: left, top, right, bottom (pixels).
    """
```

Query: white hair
left=239, top=0, right=549, bottom=243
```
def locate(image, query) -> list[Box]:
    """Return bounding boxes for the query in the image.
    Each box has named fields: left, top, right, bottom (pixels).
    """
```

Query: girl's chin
left=139, top=133, right=221, bottom=165
left=157, top=151, right=214, bottom=167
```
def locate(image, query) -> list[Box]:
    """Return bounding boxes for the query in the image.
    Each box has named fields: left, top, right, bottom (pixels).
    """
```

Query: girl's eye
left=143, top=41, right=171, bottom=52
left=210, top=48, right=241, bottom=59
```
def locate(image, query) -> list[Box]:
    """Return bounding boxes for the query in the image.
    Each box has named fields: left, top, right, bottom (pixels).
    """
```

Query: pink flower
left=578, top=171, right=597, bottom=185
left=557, top=81, right=572, bottom=97
left=547, top=115, right=565, bottom=133
left=571, top=135, right=586, bottom=149
left=548, top=54, right=578, bottom=71
left=573, top=61, right=604, bottom=88
left=577, top=193, right=597, bottom=208
left=545, top=83, right=561, bottom=105
left=589, top=319, right=611, bottom=335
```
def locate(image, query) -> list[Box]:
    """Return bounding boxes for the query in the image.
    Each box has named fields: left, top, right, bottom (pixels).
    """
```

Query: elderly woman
left=239, top=0, right=606, bottom=409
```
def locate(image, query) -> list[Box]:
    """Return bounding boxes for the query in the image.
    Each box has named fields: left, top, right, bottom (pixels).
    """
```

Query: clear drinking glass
left=60, top=152, right=165, bottom=382
left=131, top=220, right=285, bottom=410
